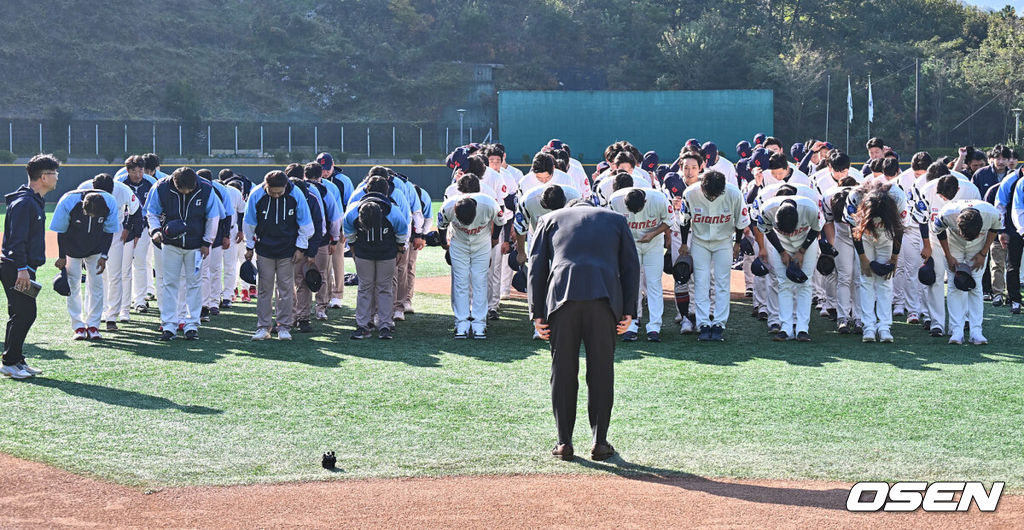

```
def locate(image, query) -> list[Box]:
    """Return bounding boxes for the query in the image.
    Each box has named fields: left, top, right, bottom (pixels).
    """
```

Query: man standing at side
left=529, top=198, right=640, bottom=461
left=1, top=154, right=59, bottom=379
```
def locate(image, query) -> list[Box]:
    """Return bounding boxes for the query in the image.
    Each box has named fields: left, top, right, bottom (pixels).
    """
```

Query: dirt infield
left=2, top=453, right=1019, bottom=528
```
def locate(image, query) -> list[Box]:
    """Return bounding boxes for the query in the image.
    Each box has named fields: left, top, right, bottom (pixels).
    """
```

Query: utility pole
left=915, top=58, right=921, bottom=152
left=824, top=74, right=830, bottom=142
left=1013, top=108, right=1022, bottom=148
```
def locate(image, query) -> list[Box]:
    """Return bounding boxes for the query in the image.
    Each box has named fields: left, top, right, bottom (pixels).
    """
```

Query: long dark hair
left=853, top=181, right=903, bottom=241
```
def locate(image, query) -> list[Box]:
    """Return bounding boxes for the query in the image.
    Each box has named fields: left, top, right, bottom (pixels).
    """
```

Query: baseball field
left=2, top=204, right=1024, bottom=526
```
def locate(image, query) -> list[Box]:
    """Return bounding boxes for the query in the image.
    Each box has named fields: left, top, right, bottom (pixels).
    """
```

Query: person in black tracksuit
left=1, top=155, right=60, bottom=380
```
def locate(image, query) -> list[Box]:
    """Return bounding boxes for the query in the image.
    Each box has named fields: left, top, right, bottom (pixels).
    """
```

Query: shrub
left=0, top=150, right=16, bottom=163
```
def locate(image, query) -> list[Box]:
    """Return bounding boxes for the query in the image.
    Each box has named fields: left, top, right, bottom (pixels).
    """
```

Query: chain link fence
left=0, top=119, right=496, bottom=162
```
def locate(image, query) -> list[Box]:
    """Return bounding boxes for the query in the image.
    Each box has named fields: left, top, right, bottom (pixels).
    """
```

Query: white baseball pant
left=160, top=245, right=202, bottom=333
left=66, top=255, right=105, bottom=330
left=767, top=243, right=819, bottom=336
left=856, top=237, right=894, bottom=334
left=451, top=241, right=490, bottom=335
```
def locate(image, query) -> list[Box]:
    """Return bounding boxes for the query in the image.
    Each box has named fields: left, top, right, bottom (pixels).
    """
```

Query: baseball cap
left=163, top=219, right=188, bottom=239
left=304, top=268, right=323, bottom=292
left=641, top=151, right=659, bottom=172
left=819, top=238, right=838, bottom=257
left=673, top=254, right=694, bottom=284
left=663, top=250, right=673, bottom=275
left=748, top=148, right=771, bottom=171
left=739, top=237, right=755, bottom=256
left=512, top=266, right=527, bottom=293
left=785, top=261, right=808, bottom=283
left=918, top=257, right=936, bottom=285
left=751, top=257, right=770, bottom=277
left=596, top=161, right=610, bottom=174
left=53, top=268, right=71, bottom=296
left=662, top=172, right=685, bottom=198
left=790, top=142, right=806, bottom=163
left=701, top=142, right=718, bottom=165
left=423, top=231, right=441, bottom=247
left=546, top=139, right=564, bottom=151
left=953, top=263, right=976, bottom=291
left=816, top=254, right=835, bottom=275
left=754, top=133, right=766, bottom=146
left=507, top=248, right=521, bottom=270
left=655, top=164, right=671, bottom=184
left=685, top=138, right=700, bottom=149
left=735, top=157, right=753, bottom=182
left=736, top=141, right=752, bottom=159
left=446, top=147, right=471, bottom=170
left=869, top=260, right=895, bottom=277
left=239, top=259, right=258, bottom=285
left=316, top=153, right=334, bottom=172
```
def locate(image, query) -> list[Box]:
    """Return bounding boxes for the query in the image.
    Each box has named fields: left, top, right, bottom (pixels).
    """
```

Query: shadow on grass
left=572, top=456, right=847, bottom=510
left=26, top=378, right=222, bottom=415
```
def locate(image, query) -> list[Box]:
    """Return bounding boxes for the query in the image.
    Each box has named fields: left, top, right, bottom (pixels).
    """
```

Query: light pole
left=457, top=109, right=467, bottom=145
left=1013, top=108, right=1022, bottom=148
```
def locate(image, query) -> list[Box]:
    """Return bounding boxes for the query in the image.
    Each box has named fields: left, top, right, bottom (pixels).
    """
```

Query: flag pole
left=825, top=74, right=831, bottom=142
left=846, top=75, right=851, bottom=153
left=867, top=74, right=871, bottom=140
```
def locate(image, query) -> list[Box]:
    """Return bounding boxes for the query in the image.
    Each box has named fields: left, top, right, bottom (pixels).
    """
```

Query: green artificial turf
left=1, top=256, right=1023, bottom=489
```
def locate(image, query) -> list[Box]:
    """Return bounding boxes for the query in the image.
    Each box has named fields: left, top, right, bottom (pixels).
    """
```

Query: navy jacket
left=343, top=194, right=406, bottom=261
left=2, top=185, right=47, bottom=271
left=291, top=179, right=324, bottom=256
left=145, top=178, right=221, bottom=250
left=243, top=182, right=314, bottom=259
left=49, top=190, right=120, bottom=259
left=972, top=165, right=1005, bottom=200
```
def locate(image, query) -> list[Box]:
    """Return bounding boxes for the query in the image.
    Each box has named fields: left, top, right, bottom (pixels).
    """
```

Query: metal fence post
left=445, top=128, right=449, bottom=153
left=341, top=126, right=344, bottom=153
left=8, top=122, right=12, bottom=152
left=234, top=125, right=238, bottom=154
left=39, top=123, right=42, bottom=153
left=123, top=123, right=127, bottom=153
left=260, top=125, right=264, bottom=155
left=366, top=127, right=370, bottom=157
left=207, top=125, right=211, bottom=157
left=392, top=126, right=396, bottom=157
left=178, top=124, right=182, bottom=156
left=419, top=127, right=423, bottom=155
left=95, top=123, right=98, bottom=155
left=68, top=124, right=71, bottom=154
left=469, top=127, right=473, bottom=143
left=152, top=123, right=156, bottom=153
left=288, top=126, right=292, bottom=153
left=314, top=126, right=318, bottom=153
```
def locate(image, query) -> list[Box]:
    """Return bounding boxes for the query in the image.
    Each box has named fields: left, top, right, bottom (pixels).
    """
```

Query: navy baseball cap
left=163, top=219, right=188, bottom=239
left=816, top=254, right=835, bottom=275
left=754, top=133, right=766, bottom=145
left=546, top=139, right=564, bottom=151
left=673, top=254, right=694, bottom=284
left=701, top=142, right=718, bottom=165
left=751, top=257, right=770, bottom=277
left=239, top=260, right=258, bottom=285
left=736, top=141, right=752, bottom=159
left=507, top=248, right=520, bottom=270
left=685, top=138, right=700, bottom=149
left=655, top=164, right=670, bottom=184
left=304, top=268, right=323, bottom=292
left=424, top=231, right=441, bottom=247
left=446, top=147, right=470, bottom=170
left=596, top=161, right=610, bottom=174
left=869, top=260, right=895, bottom=277
left=53, top=269, right=71, bottom=297
left=953, top=263, right=976, bottom=291
left=662, top=172, right=685, bottom=198
left=316, top=153, right=334, bottom=172
left=786, top=261, right=808, bottom=283
left=512, top=266, right=527, bottom=293
left=663, top=250, right=673, bottom=275
left=641, top=151, right=659, bottom=172
left=819, top=238, right=838, bottom=257
left=918, top=257, right=936, bottom=285
left=748, top=148, right=771, bottom=171
left=735, top=158, right=753, bottom=182
left=790, top=142, right=806, bottom=163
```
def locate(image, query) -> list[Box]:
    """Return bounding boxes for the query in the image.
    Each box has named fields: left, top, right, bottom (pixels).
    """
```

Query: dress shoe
left=590, top=442, right=616, bottom=461
left=551, top=443, right=574, bottom=461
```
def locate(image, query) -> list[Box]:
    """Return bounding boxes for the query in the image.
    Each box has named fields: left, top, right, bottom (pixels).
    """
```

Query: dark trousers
left=1006, top=231, right=1024, bottom=304
left=549, top=299, right=616, bottom=446
left=1, top=263, right=37, bottom=366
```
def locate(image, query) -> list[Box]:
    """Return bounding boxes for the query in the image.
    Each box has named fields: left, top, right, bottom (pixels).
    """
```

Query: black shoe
left=106, top=321, right=118, bottom=332
left=922, top=318, right=932, bottom=330
left=209, top=306, right=220, bottom=316
left=853, top=322, right=864, bottom=334
left=983, top=293, right=993, bottom=301
left=773, top=331, right=790, bottom=341
left=184, top=329, right=199, bottom=340
left=796, top=331, right=811, bottom=342
left=827, top=308, right=837, bottom=321
left=487, top=309, right=499, bottom=321
left=622, top=331, right=638, bottom=342
left=812, top=296, right=819, bottom=307
left=351, top=327, right=371, bottom=340
left=992, top=294, right=1004, bottom=307
left=697, top=326, right=712, bottom=341
left=930, top=327, right=944, bottom=337
left=159, top=330, right=175, bottom=341
left=745, top=288, right=753, bottom=298
left=379, top=327, right=393, bottom=340
left=200, top=307, right=210, bottom=322
left=768, top=323, right=781, bottom=334
left=758, top=311, right=768, bottom=321
left=710, top=325, right=724, bottom=341
left=646, top=331, right=661, bottom=342
left=220, top=299, right=232, bottom=309
left=1013, top=302, right=1021, bottom=315
left=297, top=320, right=313, bottom=333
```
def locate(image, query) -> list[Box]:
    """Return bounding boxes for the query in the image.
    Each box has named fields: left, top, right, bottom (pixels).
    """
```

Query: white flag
left=847, top=76, right=853, bottom=123
left=867, top=76, right=874, bottom=123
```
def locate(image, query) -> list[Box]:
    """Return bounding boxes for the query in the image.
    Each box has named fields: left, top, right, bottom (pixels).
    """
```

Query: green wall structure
left=497, top=90, right=774, bottom=164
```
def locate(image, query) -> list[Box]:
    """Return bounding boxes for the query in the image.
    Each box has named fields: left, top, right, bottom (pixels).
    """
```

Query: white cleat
left=251, top=328, right=271, bottom=341
left=0, top=364, right=32, bottom=379
left=277, top=329, right=292, bottom=341
left=679, top=318, right=694, bottom=334
left=328, top=298, right=343, bottom=309
left=878, top=329, right=894, bottom=343
left=862, top=331, right=876, bottom=343
left=948, top=334, right=964, bottom=345
left=970, top=334, right=988, bottom=345
left=393, top=311, right=405, bottom=322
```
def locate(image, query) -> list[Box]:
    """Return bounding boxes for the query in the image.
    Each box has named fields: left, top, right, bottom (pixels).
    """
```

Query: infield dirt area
left=2, top=453, right=1020, bottom=528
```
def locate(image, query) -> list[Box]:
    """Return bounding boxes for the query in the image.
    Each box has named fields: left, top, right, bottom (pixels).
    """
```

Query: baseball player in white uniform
left=438, top=175, right=506, bottom=339
left=81, top=170, right=140, bottom=329
left=679, top=170, right=749, bottom=341
left=892, top=152, right=933, bottom=322
left=757, top=195, right=823, bottom=341
left=912, top=167, right=981, bottom=336
left=608, top=172, right=673, bottom=341
left=821, top=179, right=862, bottom=333
left=934, top=199, right=1001, bottom=344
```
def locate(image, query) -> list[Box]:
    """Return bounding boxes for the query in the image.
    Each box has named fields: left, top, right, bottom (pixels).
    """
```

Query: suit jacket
left=528, top=201, right=641, bottom=321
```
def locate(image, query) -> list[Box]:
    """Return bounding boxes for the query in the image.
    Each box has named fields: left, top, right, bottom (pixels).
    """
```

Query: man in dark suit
left=528, top=199, right=640, bottom=461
